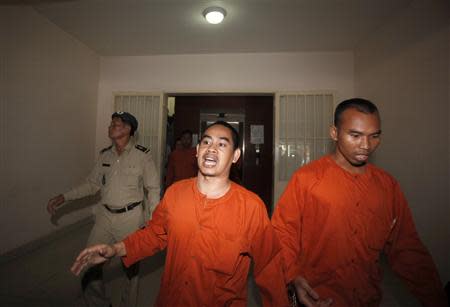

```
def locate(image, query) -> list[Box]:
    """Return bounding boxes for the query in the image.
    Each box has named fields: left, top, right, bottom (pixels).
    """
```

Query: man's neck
left=196, top=174, right=231, bottom=199
left=113, top=136, right=131, bottom=155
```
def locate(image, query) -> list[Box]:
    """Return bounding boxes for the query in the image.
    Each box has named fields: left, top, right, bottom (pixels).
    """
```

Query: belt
left=104, top=201, right=141, bottom=214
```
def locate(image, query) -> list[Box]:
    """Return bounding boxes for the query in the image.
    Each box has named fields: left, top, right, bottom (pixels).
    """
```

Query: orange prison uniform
left=122, top=178, right=289, bottom=307
left=165, top=147, right=197, bottom=187
left=272, top=155, right=446, bottom=307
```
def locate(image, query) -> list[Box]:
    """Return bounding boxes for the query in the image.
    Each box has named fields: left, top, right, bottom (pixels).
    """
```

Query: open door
left=273, top=92, right=335, bottom=208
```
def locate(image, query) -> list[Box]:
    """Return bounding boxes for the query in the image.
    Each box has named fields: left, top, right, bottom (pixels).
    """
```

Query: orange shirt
left=272, top=156, right=446, bottom=307
left=165, top=147, right=197, bottom=187
left=122, top=178, right=289, bottom=307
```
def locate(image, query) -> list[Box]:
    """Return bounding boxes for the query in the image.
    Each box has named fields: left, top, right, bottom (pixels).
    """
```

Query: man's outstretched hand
left=70, top=244, right=120, bottom=276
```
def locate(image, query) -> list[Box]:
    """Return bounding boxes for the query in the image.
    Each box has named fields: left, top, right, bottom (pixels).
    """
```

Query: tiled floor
left=0, top=220, right=420, bottom=307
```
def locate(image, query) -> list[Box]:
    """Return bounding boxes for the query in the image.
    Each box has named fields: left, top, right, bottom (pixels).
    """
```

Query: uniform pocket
left=123, top=166, right=140, bottom=186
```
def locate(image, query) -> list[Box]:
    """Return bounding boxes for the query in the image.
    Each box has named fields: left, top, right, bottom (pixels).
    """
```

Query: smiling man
left=71, top=121, right=289, bottom=307
left=272, top=98, right=447, bottom=307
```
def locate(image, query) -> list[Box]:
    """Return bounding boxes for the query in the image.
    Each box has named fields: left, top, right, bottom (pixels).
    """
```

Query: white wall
left=0, top=6, right=99, bottom=254
left=355, top=0, right=450, bottom=282
left=96, top=52, right=354, bottom=150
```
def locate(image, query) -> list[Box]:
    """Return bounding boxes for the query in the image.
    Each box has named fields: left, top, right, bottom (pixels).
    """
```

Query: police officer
left=47, top=111, right=160, bottom=307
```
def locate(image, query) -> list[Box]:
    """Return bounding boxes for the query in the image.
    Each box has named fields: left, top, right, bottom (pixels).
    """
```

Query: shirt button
left=184, top=281, right=188, bottom=285
left=353, top=229, right=357, bottom=234
left=356, top=202, right=360, bottom=207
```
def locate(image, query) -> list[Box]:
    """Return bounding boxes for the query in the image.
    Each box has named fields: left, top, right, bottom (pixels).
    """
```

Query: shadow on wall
left=50, top=193, right=101, bottom=226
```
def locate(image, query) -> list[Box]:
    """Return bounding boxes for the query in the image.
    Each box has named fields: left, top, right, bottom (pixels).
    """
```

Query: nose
left=360, top=136, right=369, bottom=150
left=206, top=142, right=218, bottom=153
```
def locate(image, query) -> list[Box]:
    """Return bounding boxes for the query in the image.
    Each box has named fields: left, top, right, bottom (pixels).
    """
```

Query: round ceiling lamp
left=203, top=7, right=227, bottom=24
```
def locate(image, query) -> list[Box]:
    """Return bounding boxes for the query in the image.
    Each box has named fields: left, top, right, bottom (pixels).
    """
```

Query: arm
left=71, top=242, right=126, bottom=276
left=250, top=201, right=290, bottom=306
left=47, top=157, right=102, bottom=215
left=385, top=182, right=447, bottom=306
left=143, top=152, right=161, bottom=218
left=63, top=157, right=102, bottom=201
left=121, top=195, right=169, bottom=268
left=271, top=175, right=303, bottom=284
left=271, top=175, right=332, bottom=307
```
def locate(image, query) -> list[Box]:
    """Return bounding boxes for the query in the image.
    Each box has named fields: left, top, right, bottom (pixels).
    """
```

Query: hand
left=70, top=244, right=116, bottom=276
left=293, top=276, right=333, bottom=307
left=47, top=194, right=65, bottom=215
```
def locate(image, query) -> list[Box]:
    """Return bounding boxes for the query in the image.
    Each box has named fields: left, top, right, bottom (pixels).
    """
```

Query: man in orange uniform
left=272, top=98, right=447, bottom=307
left=165, top=129, right=198, bottom=188
left=71, top=121, right=290, bottom=307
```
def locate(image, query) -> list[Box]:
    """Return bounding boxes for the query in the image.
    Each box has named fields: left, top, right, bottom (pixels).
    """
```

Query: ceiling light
left=203, top=7, right=226, bottom=24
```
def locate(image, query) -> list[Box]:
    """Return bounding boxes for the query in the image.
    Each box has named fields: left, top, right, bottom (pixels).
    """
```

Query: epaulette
left=100, top=145, right=113, bottom=154
left=135, top=144, right=150, bottom=154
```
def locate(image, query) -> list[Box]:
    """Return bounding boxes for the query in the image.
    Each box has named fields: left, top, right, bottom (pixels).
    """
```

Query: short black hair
left=334, top=98, right=379, bottom=127
left=203, top=121, right=240, bottom=150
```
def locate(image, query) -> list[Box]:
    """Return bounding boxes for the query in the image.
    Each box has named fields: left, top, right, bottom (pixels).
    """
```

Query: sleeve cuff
left=63, top=191, right=74, bottom=201
left=121, top=236, right=139, bottom=268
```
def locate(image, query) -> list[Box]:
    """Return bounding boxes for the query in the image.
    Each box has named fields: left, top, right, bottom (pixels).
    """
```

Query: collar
left=112, top=138, right=134, bottom=155
left=192, top=177, right=235, bottom=205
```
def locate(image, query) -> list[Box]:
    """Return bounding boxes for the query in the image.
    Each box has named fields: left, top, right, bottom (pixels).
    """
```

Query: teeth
left=203, top=156, right=217, bottom=167
left=205, top=156, right=216, bottom=162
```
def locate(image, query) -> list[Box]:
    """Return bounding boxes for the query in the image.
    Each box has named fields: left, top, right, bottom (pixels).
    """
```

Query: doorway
left=166, top=95, right=274, bottom=213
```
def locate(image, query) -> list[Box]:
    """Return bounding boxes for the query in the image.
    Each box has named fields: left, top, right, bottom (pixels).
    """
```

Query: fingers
left=294, top=276, right=333, bottom=307
left=70, top=259, right=85, bottom=276
left=47, top=199, right=56, bottom=215
left=301, top=280, right=319, bottom=300
left=298, top=292, right=333, bottom=307
left=47, top=195, right=63, bottom=215
left=70, top=245, right=112, bottom=276
left=319, top=298, right=333, bottom=306
left=70, top=249, right=93, bottom=275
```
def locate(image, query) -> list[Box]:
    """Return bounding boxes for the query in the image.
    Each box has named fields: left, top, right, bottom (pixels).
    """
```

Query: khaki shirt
left=64, top=140, right=160, bottom=214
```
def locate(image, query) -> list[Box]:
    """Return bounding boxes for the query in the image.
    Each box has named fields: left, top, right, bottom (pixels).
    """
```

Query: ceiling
left=8, top=0, right=414, bottom=56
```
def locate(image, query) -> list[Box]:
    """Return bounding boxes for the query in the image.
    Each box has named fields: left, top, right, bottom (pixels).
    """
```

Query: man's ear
left=196, top=144, right=199, bottom=157
left=330, top=125, right=338, bottom=141
left=232, top=148, right=241, bottom=163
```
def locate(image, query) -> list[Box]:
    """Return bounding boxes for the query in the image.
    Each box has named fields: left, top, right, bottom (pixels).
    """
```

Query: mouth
left=202, top=154, right=218, bottom=167
left=355, top=153, right=369, bottom=162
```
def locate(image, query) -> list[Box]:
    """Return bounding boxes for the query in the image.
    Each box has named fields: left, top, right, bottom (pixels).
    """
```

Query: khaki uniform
left=64, top=139, right=160, bottom=307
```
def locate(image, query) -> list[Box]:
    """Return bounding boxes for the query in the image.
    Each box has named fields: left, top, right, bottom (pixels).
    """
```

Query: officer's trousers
left=82, top=204, right=144, bottom=307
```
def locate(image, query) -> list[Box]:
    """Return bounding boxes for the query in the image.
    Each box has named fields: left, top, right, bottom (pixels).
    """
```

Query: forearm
left=254, top=252, right=290, bottom=306
left=64, top=181, right=100, bottom=200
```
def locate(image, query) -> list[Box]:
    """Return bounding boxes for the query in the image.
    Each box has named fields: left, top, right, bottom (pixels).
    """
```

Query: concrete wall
left=354, top=0, right=450, bottom=282
left=0, top=6, right=99, bottom=254
left=96, top=52, right=354, bottom=150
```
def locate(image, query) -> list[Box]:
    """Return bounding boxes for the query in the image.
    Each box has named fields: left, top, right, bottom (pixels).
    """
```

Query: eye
left=371, top=134, right=380, bottom=139
left=201, top=139, right=210, bottom=145
left=350, top=133, right=360, bottom=138
left=219, top=142, right=227, bottom=148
